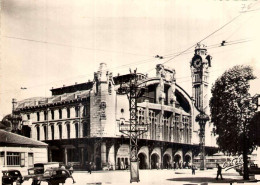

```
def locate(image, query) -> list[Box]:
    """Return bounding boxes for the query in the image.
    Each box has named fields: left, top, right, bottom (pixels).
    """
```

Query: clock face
left=193, top=59, right=202, bottom=68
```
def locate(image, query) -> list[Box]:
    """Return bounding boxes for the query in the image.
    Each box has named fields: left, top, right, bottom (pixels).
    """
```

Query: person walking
left=216, top=163, right=223, bottom=180
left=87, top=162, right=92, bottom=174
left=191, top=165, right=196, bottom=175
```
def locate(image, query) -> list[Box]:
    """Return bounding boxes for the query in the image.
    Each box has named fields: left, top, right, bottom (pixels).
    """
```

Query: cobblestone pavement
left=22, top=168, right=260, bottom=185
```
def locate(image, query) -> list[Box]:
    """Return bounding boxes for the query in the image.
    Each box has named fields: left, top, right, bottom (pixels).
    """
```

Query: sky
left=1, top=0, right=260, bottom=119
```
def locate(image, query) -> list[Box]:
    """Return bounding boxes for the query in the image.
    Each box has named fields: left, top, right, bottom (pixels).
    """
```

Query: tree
left=210, top=65, right=257, bottom=180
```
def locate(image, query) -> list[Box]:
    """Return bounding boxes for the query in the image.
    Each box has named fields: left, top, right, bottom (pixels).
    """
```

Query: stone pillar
left=79, top=104, right=83, bottom=138
left=48, top=148, right=52, bottom=162
left=101, top=142, right=106, bottom=168
left=62, top=123, right=67, bottom=139
left=40, top=125, right=45, bottom=141
left=54, top=124, right=59, bottom=140
left=64, top=147, right=68, bottom=165
left=81, top=148, right=84, bottom=168
left=31, top=126, right=36, bottom=140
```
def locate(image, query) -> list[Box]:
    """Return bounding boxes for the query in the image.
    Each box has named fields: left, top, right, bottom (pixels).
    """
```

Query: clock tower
left=191, top=43, right=212, bottom=170
left=191, top=43, right=212, bottom=113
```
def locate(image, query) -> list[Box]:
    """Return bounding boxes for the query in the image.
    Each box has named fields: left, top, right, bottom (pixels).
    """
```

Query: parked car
left=236, top=164, right=260, bottom=175
left=34, top=168, right=74, bottom=185
left=2, top=170, right=23, bottom=185
left=24, top=162, right=60, bottom=181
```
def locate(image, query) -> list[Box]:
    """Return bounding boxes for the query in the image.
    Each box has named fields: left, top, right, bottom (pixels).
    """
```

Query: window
left=44, top=125, right=47, bottom=140
left=51, top=110, right=54, bottom=120
left=75, top=107, right=79, bottom=117
left=67, top=108, right=70, bottom=118
left=37, top=126, right=40, bottom=140
left=67, top=124, right=70, bottom=139
left=27, top=114, right=30, bottom=120
left=6, top=152, right=24, bottom=166
left=75, top=123, right=79, bottom=138
left=59, top=124, right=62, bottom=139
left=28, top=153, right=34, bottom=167
left=51, top=125, right=54, bottom=140
left=59, top=109, right=62, bottom=119
left=37, top=112, right=40, bottom=121
left=83, top=106, right=87, bottom=117
left=44, top=111, right=47, bottom=120
left=0, top=152, right=5, bottom=166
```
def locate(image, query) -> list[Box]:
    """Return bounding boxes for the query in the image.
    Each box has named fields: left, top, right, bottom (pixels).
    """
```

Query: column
left=64, top=147, right=68, bottom=165
left=31, top=126, right=36, bottom=140
left=79, top=104, right=83, bottom=138
left=54, top=124, right=59, bottom=140
left=81, top=148, right=84, bottom=168
left=101, top=142, right=106, bottom=168
left=62, top=123, right=67, bottom=139
left=48, top=148, right=52, bottom=162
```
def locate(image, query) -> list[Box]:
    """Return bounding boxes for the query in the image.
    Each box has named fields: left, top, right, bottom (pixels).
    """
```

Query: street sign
left=119, top=124, right=148, bottom=132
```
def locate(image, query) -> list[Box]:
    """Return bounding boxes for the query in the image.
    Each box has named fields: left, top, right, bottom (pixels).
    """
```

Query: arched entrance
left=151, top=153, right=159, bottom=169
left=184, top=155, right=191, bottom=168
left=173, top=154, right=181, bottom=169
left=163, top=154, right=171, bottom=169
left=95, top=157, right=101, bottom=170
left=138, top=153, right=147, bottom=169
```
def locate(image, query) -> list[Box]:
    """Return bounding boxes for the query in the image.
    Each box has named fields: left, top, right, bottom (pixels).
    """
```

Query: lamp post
left=118, top=69, right=148, bottom=183
left=195, top=112, right=209, bottom=170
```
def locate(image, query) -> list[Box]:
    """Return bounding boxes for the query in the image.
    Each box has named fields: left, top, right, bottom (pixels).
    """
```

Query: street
left=22, top=168, right=260, bottom=185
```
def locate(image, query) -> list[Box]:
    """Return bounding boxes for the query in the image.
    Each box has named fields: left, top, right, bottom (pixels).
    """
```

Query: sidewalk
left=71, top=168, right=260, bottom=185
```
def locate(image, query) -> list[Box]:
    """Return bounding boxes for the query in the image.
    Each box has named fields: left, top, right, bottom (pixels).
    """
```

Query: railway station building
left=12, top=45, right=217, bottom=170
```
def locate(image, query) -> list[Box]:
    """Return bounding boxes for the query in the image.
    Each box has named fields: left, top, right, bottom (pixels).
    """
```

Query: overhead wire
left=3, top=35, right=153, bottom=58
left=145, top=1, right=260, bottom=74
left=0, top=37, right=253, bottom=95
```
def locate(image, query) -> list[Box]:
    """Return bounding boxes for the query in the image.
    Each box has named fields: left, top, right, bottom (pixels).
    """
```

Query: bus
left=193, top=153, right=233, bottom=169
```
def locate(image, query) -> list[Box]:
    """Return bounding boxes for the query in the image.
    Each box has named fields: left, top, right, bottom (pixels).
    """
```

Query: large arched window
left=36, top=126, right=40, bottom=140
left=67, top=124, right=70, bottom=139
left=75, top=107, right=79, bottom=117
left=43, top=125, right=47, bottom=140
left=59, top=109, right=62, bottom=119
left=51, top=125, right=54, bottom=140
left=75, top=123, right=79, bottom=138
left=67, top=108, right=70, bottom=118
left=58, top=124, right=62, bottom=139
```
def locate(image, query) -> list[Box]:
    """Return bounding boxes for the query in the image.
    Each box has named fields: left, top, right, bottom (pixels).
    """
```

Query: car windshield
left=44, top=170, right=52, bottom=176
left=9, top=171, right=20, bottom=176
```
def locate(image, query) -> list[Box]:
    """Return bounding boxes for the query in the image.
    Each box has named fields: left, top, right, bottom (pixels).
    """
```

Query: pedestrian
left=156, top=162, right=159, bottom=170
left=216, top=163, right=223, bottom=180
left=192, top=165, right=196, bottom=175
left=87, top=162, right=92, bottom=174
left=69, top=164, right=74, bottom=175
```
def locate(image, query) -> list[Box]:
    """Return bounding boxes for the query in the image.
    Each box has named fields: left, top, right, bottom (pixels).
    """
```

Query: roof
left=16, top=90, right=90, bottom=111
left=0, top=129, right=48, bottom=147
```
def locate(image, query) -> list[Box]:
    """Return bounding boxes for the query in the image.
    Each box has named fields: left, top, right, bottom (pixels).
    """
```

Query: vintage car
left=236, top=164, right=260, bottom=175
left=32, top=168, right=74, bottom=185
left=2, top=170, right=23, bottom=185
left=24, top=162, right=60, bottom=181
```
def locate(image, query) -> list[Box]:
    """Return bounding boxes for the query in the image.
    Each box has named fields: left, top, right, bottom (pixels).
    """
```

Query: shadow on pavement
left=167, top=177, right=241, bottom=184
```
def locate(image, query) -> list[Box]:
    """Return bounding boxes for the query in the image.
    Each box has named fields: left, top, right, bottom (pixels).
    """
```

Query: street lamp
left=195, top=112, right=209, bottom=170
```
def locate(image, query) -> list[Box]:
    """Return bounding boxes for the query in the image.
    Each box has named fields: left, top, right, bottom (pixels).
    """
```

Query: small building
left=0, top=129, right=48, bottom=181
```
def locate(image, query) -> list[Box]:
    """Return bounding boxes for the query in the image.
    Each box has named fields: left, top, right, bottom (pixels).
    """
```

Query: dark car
left=2, top=170, right=24, bottom=185
left=36, top=168, right=73, bottom=185
left=236, top=164, right=260, bottom=175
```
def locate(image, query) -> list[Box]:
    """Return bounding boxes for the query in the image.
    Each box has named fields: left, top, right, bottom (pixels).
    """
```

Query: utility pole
left=117, top=69, right=148, bottom=183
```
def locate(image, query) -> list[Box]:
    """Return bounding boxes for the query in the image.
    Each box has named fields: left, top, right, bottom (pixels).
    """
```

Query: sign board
left=130, top=161, right=139, bottom=183
left=119, top=124, right=148, bottom=132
